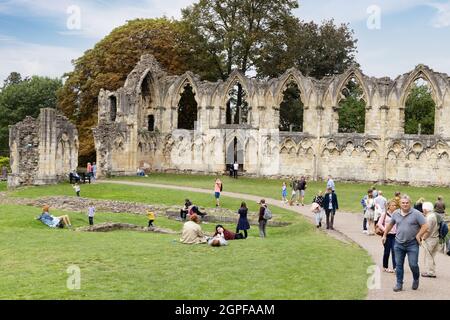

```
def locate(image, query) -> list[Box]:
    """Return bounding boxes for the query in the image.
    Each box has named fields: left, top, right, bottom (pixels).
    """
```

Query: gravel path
left=99, top=179, right=450, bottom=300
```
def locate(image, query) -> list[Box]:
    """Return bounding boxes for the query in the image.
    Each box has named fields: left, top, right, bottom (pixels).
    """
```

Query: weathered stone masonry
left=8, top=108, right=78, bottom=188
left=94, top=54, right=450, bottom=186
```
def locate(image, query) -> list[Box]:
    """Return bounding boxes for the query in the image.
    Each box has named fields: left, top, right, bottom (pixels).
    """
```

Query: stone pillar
left=380, top=105, right=389, bottom=183
left=314, top=106, right=324, bottom=181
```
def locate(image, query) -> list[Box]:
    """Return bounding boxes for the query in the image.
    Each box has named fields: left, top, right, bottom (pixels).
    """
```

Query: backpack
left=437, top=214, right=448, bottom=240
left=439, top=220, right=448, bottom=240
left=263, top=207, right=272, bottom=220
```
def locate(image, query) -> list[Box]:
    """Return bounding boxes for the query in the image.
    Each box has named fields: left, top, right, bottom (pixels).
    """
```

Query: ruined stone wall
left=94, top=55, right=450, bottom=186
left=8, top=108, right=78, bottom=188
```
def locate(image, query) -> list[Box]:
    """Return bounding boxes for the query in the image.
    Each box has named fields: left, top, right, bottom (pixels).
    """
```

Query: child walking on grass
left=282, top=182, right=287, bottom=203
left=147, top=210, right=155, bottom=227
left=88, top=203, right=95, bottom=226
left=73, top=183, right=80, bottom=197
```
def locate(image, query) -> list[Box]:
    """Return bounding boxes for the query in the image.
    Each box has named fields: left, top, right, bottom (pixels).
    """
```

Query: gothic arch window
left=404, top=77, right=436, bottom=135
left=279, top=81, right=304, bottom=132
left=148, top=115, right=155, bottom=132
left=337, top=76, right=366, bottom=133
left=110, top=96, right=117, bottom=122
left=141, top=72, right=153, bottom=107
left=177, top=83, right=198, bottom=130
left=226, top=81, right=249, bottom=125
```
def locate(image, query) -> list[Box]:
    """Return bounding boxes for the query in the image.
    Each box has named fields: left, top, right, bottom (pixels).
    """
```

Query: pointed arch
left=274, top=70, right=308, bottom=106
left=336, top=71, right=368, bottom=134
left=224, top=72, right=250, bottom=125
left=177, top=81, right=198, bottom=130
left=168, top=73, right=199, bottom=107
left=223, top=70, right=250, bottom=102
left=399, top=66, right=443, bottom=107
left=333, top=68, right=371, bottom=107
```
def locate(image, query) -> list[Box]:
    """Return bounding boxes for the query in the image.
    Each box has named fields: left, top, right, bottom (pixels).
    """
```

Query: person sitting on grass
left=180, top=214, right=207, bottom=244
left=180, top=199, right=193, bottom=221
left=36, top=205, right=72, bottom=229
left=188, top=204, right=207, bottom=219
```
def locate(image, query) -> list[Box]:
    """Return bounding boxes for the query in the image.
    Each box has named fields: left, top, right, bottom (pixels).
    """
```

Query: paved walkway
left=100, top=180, right=450, bottom=300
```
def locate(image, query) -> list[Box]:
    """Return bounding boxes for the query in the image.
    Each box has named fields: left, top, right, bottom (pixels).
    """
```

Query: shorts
left=50, top=217, right=62, bottom=228
left=282, top=190, right=287, bottom=197
left=300, top=190, right=305, bottom=197
left=215, top=192, right=221, bottom=199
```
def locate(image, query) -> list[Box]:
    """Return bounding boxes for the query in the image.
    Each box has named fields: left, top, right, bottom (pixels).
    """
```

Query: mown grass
left=111, top=174, right=450, bottom=213
left=0, top=181, right=6, bottom=192
left=2, top=184, right=371, bottom=300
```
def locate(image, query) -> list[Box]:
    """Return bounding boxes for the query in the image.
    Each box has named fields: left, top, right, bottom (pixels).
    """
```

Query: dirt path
left=99, top=180, right=450, bottom=300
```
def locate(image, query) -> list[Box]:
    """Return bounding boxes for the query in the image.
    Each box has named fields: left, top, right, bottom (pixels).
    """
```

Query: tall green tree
left=256, top=18, right=358, bottom=79
left=0, top=74, right=62, bottom=155
left=405, top=84, right=435, bottom=135
left=338, top=78, right=366, bottom=134
left=279, top=83, right=303, bottom=132
left=181, top=0, right=299, bottom=79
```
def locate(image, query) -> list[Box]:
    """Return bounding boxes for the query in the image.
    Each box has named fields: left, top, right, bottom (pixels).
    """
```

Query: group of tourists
left=359, top=188, right=448, bottom=292
left=285, top=176, right=308, bottom=206
left=179, top=199, right=270, bottom=245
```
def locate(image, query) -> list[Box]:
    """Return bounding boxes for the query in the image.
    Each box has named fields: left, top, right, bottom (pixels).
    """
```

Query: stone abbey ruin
left=8, top=108, right=78, bottom=188
left=9, top=54, right=450, bottom=187
left=93, top=54, right=450, bottom=186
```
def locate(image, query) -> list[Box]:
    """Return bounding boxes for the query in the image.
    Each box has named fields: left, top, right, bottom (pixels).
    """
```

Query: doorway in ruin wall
left=226, top=137, right=244, bottom=173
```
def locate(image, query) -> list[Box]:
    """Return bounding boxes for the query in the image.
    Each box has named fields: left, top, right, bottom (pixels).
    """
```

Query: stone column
left=314, top=106, right=324, bottom=181
left=380, top=105, right=389, bottom=183
left=36, top=108, right=57, bottom=184
left=205, top=106, right=214, bottom=130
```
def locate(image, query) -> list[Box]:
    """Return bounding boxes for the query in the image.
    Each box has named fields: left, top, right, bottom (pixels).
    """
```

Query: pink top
left=377, top=212, right=397, bottom=234
left=214, top=180, right=222, bottom=193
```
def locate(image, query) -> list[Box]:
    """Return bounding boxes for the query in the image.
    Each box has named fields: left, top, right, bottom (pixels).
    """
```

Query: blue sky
left=0, top=0, right=450, bottom=83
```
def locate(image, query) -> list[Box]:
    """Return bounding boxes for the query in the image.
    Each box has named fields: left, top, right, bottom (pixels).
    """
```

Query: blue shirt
left=38, top=212, right=54, bottom=227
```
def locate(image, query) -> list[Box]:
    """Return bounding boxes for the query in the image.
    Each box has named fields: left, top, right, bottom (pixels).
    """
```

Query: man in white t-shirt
left=374, top=190, right=387, bottom=223
left=233, top=161, right=239, bottom=179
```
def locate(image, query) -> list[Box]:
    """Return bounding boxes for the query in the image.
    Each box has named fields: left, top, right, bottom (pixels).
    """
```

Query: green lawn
left=111, top=174, right=450, bottom=213
left=0, top=181, right=6, bottom=192
left=2, top=184, right=371, bottom=300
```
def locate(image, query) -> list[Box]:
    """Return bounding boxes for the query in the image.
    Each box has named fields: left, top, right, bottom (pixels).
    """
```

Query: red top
left=214, top=229, right=236, bottom=240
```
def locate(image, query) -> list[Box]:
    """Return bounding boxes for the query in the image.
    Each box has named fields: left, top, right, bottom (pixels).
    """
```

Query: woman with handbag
left=376, top=200, right=397, bottom=273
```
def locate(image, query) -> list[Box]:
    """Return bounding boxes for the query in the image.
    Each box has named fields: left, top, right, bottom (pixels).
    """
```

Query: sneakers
left=393, top=284, right=403, bottom=292
left=412, top=280, right=419, bottom=290
left=363, top=230, right=368, bottom=234
left=421, top=273, right=436, bottom=278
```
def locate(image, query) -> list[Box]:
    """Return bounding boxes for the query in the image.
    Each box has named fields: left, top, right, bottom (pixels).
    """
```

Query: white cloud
left=0, top=38, right=82, bottom=83
left=428, top=2, right=450, bottom=27
left=296, top=0, right=429, bottom=24
left=0, top=0, right=194, bottom=39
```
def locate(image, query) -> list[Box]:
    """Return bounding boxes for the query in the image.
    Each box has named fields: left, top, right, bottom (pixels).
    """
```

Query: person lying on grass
left=36, top=205, right=73, bottom=229
left=213, top=224, right=244, bottom=241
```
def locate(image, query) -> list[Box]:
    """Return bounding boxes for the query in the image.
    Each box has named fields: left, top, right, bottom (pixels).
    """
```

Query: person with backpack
left=258, top=199, right=271, bottom=238
left=434, top=196, right=446, bottom=218
left=421, top=202, right=440, bottom=278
